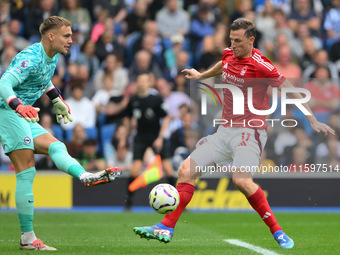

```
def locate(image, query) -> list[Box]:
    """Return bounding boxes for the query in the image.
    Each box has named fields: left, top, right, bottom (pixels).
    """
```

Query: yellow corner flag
left=129, top=154, right=163, bottom=192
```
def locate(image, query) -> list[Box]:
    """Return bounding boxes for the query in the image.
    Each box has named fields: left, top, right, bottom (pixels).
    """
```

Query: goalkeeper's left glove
left=47, top=87, right=73, bottom=124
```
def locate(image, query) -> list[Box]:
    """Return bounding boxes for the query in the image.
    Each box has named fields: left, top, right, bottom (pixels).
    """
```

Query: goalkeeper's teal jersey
left=0, top=42, right=58, bottom=109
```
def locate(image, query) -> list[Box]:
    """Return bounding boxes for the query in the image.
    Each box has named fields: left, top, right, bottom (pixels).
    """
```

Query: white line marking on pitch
left=224, top=239, right=280, bottom=255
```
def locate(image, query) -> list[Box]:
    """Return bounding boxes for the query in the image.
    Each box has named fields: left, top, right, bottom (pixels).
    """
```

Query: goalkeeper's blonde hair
left=39, top=16, right=71, bottom=36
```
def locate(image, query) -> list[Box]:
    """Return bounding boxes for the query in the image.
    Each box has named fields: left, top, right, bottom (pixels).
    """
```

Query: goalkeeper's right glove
left=8, top=97, right=40, bottom=123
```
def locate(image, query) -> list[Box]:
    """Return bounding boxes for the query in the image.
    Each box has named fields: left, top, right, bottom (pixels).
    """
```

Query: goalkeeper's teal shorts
left=0, top=108, right=48, bottom=154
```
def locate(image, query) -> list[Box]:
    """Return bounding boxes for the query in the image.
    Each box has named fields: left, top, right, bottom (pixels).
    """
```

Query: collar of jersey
left=39, top=42, right=55, bottom=62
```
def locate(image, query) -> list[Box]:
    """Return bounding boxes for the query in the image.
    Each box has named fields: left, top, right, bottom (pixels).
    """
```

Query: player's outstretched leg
left=48, top=141, right=122, bottom=186
left=133, top=158, right=196, bottom=243
left=233, top=176, right=294, bottom=249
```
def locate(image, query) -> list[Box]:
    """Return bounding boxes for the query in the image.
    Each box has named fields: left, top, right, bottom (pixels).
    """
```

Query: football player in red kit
left=133, top=18, right=334, bottom=249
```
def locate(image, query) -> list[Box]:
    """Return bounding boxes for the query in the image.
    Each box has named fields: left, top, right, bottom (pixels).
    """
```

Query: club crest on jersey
left=240, top=66, right=248, bottom=76
left=20, top=60, right=29, bottom=69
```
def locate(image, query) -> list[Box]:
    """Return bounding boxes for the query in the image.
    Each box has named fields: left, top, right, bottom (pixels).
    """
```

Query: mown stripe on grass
left=224, top=239, right=280, bottom=255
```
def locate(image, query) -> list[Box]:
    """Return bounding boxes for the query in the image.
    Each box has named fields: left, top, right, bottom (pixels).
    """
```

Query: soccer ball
left=149, top=184, right=179, bottom=214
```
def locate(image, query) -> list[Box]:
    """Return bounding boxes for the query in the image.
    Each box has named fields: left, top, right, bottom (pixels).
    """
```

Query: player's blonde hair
left=39, top=16, right=71, bottom=36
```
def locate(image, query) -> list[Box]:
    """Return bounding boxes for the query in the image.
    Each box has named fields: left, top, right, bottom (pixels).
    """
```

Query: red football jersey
left=221, top=47, right=285, bottom=129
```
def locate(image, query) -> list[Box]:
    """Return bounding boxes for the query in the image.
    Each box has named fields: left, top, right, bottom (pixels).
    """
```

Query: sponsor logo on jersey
left=24, top=137, right=31, bottom=144
left=20, top=60, right=29, bottom=69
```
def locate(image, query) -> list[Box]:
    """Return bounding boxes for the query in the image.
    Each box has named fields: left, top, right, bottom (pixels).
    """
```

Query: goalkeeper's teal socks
left=48, top=141, right=85, bottom=179
left=15, top=167, right=36, bottom=233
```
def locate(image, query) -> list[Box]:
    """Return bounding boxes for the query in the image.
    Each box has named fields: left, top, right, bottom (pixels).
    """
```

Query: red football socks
left=247, top=187, right=282, bottom=234
left=161, top=183, right=195, bottom=228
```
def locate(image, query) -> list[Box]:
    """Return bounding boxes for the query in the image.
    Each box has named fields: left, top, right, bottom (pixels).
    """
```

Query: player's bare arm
left=182, top=61, right=222, bottom=80
left=279, top=79, right=335, bottom=136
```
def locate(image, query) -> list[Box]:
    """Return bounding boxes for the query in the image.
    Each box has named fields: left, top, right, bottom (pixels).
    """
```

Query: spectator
left=283, top=126, right=315, bottom=165
left=129, top=20, right=168, bottom=67
left=91, top=9, right=110, bottom=43
left=254, top=0, right=291, bottom=15
left=198, top=35, right=222, bottom=71
left=156, top=78, right=191, bottom=136
left=0, top=45, right=17, bottom=75
left=255, top=0, right=276, bottom=37
left=92, top=73, right=116, bottom=114
left=329, top=40, right=340, bottom=71
left=67, top=25, right=82, bottom=63
left=303, top=49, right=339, bottom=79
left=93, top=53, right=128, bottom=95
left=61, top=84, right=96, bottom=130
left=316, top=138, right=340, bottom=169
left=262, top=9, right=295, bottom=57
left=164, top=33, right=186, bottom=78
left=156, top=0, right=190, bottom=38
left=299, top=36, right=318, bottom=70
left=128, top=50, right=163, bottom=81
left=25, top=0, right=58, bottom=43
left=95, top=29, right=125, bottom=63
left=59, top=0, right=92, bottom=42
left=0, top=19, right=30, bottom=51
left=294, top=22, right=323, bottom=58
left=231, top=0, right=253, bottom=22
left=287, top=146, right=311, bottom=172
left=66, top=123, right=87, bottom=158
left=288, top=0, right=321, bottom=36
left=63, top=64, right=93, bottom=99
left=189, top=2, right=216, bottom=67
left=139, top=34, right=167, bottom=72
left=170, top=110, right=191, bottom=156
left=75, top=38, right=100, bottom=81
left=273, top=44, right=302, bottom=79
left=305, top=66, right=340, bottom=115
left=124, top=0, right=149, bottom=35
left=0, top=0, right=11, bottom=26
left=106, top=125, right=133, bottom=171
left=77, top=139, right=107, bottom=171
left=323, top=0, right=340, bottom=50
left=174, top=72, right=190, bottom=95
left=93, top=0, right=127, bottom=24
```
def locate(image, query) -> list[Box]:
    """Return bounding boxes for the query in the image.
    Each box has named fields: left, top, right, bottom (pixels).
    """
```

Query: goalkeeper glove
left=46, top=86, right=73, bottom=124
left=8, top=97, right=40, bottom=123
left=52, top=96, right=73, bottom=124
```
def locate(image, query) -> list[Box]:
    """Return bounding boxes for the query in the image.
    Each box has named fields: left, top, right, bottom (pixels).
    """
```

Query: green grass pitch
left=1, top=211, right=339, bottom=254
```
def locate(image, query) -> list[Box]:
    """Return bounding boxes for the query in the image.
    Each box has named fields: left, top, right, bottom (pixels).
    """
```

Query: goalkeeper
left=0, top=16, right=121, bottom=251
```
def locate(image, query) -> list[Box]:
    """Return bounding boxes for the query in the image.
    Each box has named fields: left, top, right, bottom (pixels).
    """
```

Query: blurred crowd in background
left=0, top=0, right=340, bottom=173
